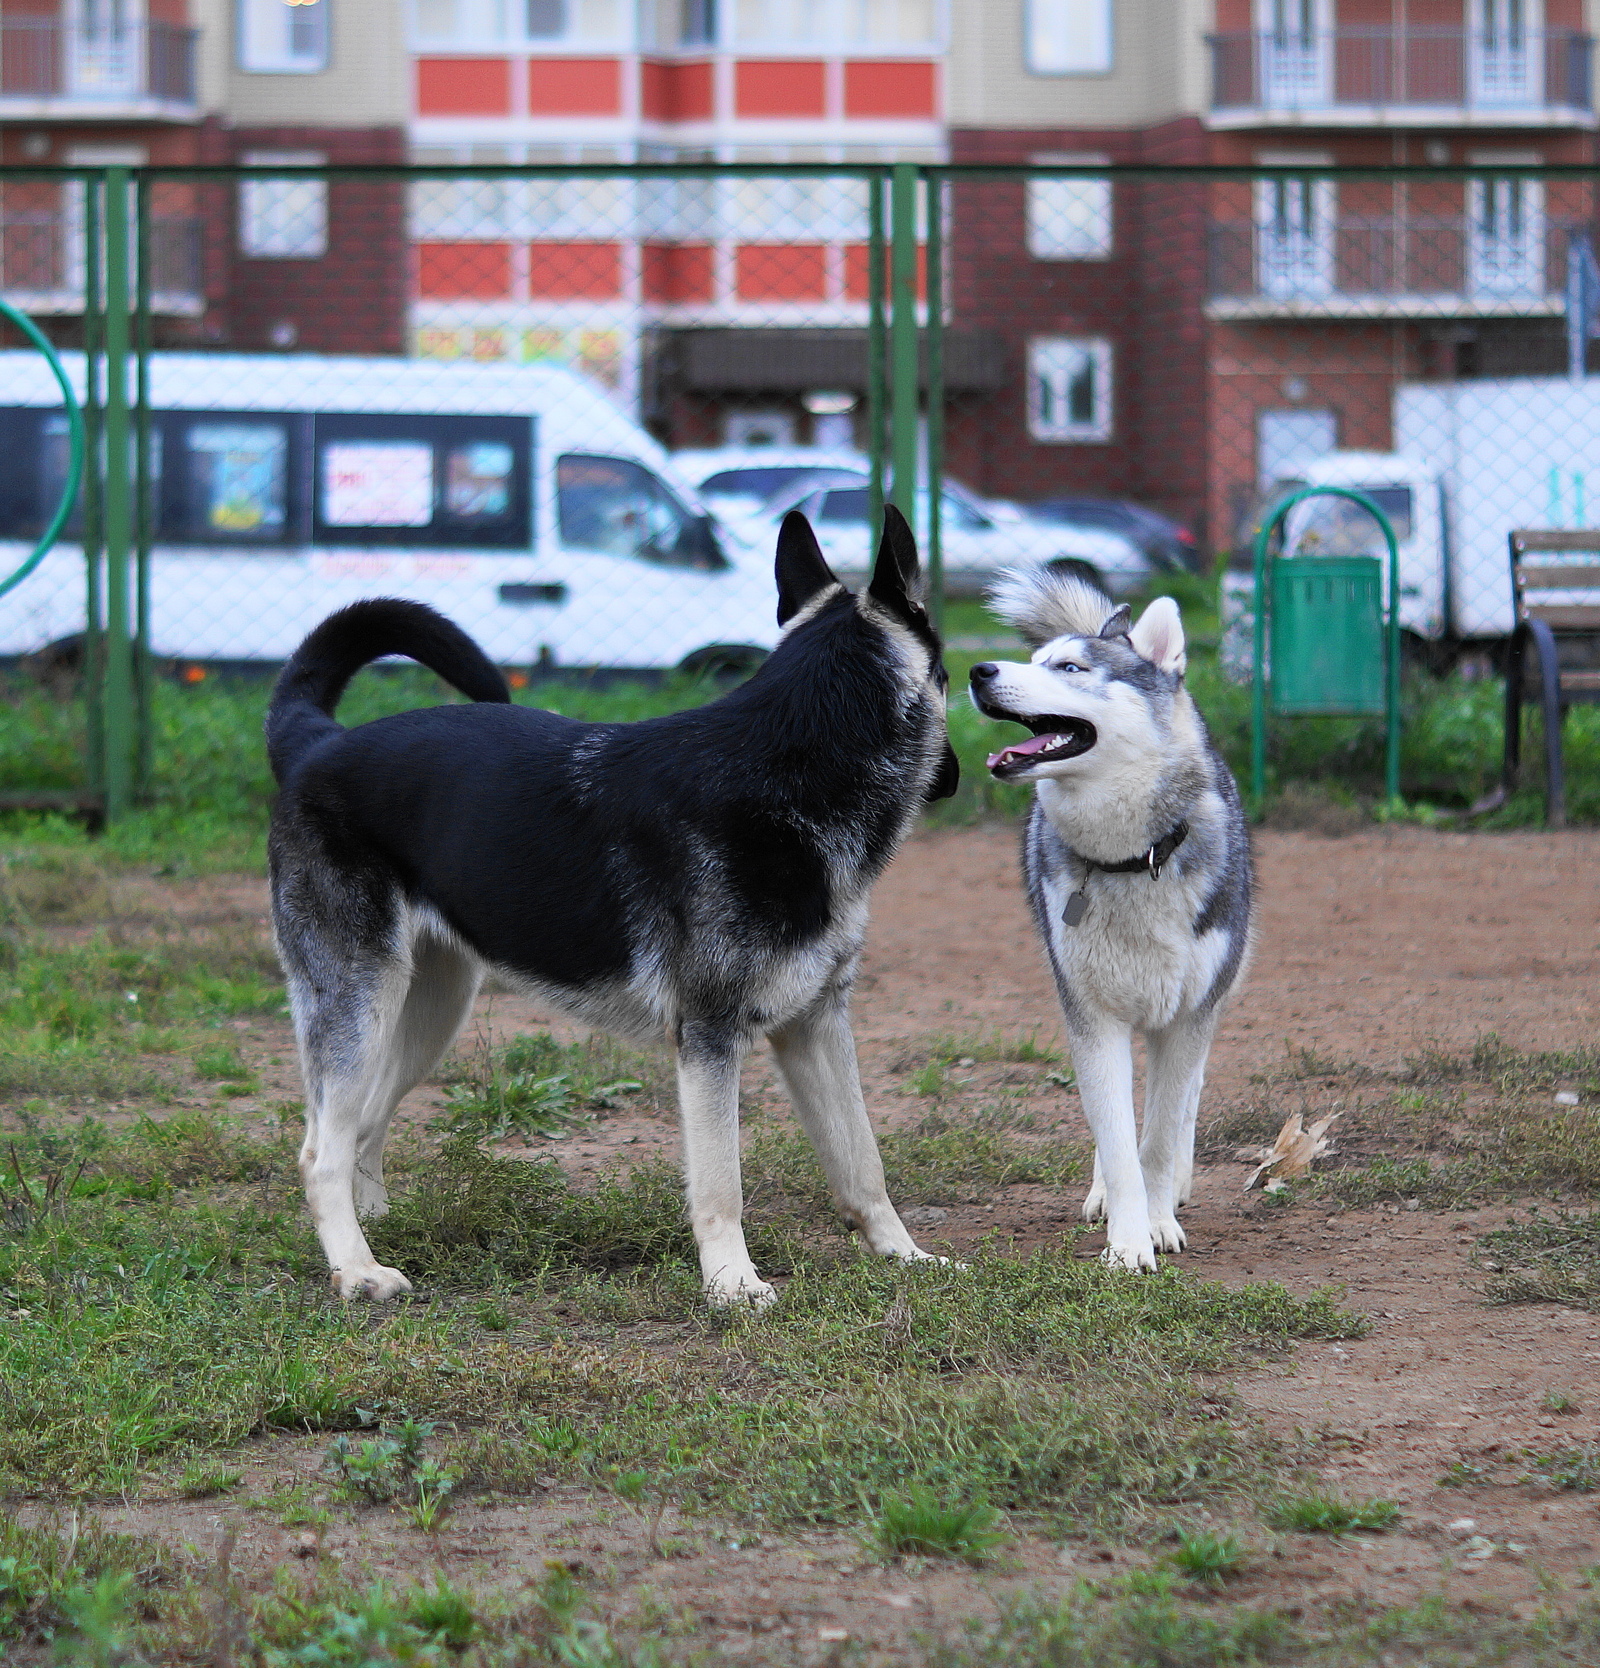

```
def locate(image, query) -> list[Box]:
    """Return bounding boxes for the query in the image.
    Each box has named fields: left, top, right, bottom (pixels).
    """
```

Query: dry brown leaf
left=1241, top=1111, right=1341, bottom=1192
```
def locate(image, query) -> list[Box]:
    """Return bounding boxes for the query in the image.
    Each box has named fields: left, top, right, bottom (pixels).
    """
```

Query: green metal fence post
left=134, top=172, right=154, bottom=799
left=889, top=161, right=918, bottom=521
left=100, top=167, right=133, bottom=825
left=923, top=167, right=944, bottom=631
left=83, top=176, right=105, bottom=805
left=866, top=173, right=886, bottom=538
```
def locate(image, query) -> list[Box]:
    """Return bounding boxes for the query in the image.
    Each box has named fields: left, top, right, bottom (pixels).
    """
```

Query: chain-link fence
left=1, top=159, right=1598, bottom=823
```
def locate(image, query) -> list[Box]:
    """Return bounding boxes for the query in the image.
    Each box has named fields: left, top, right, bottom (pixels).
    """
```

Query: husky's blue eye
left=1053, top=661, right=1086, bottom=674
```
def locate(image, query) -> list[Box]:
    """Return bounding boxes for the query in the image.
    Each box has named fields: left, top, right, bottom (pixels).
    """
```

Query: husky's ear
left=1098, top=604, right=1132, bottom=640
left=1129, top=596, right=1186, bottom=675
left=775, top=511, right=840, bottom=625
left=869, top=502, right=920, bottom=608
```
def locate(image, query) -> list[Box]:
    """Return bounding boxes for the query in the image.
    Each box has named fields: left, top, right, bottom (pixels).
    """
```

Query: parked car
left=757, top=477, right=1151, bottom=598
left=0, top=353, right=781, bottom=675
left=673, top=445, right=871, bottom=526
left=1024, top=497, right=1200, bottom=573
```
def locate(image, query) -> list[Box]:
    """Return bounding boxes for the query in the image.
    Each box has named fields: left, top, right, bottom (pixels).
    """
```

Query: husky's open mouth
left=985, top=716, right=1097, bottom=778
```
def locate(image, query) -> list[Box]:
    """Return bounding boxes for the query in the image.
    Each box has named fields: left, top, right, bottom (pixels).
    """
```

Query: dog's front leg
left=675, top=1022, right=771, bottom=1307
left=1069, top=1021, right=1155, bottom=1271
left=767, top=984, right=933, bottom=1264
left=1143, top=1011, right=1218, bottom=1240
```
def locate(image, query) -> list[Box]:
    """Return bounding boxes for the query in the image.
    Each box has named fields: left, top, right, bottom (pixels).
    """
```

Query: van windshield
left=557, top=454, right=726, bottom=571
left=1291, top=486, right=1414, bottom=554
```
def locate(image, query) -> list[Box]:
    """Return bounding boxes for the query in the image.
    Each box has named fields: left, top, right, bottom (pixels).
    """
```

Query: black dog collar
left=1081, top=820, right=1190, bottom=881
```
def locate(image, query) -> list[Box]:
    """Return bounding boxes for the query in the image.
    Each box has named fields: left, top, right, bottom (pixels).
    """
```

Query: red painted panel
left=736, top=243, right=827, bottom=301
left=527, top=241, right=623, bottom=299
left=842, top=60, right=937, bottom=118
left=735, top=59, right=826, bottom=118
left=641, top=59, right=715, bottom=120
left=527, top=57, right=622, bottom=115
left=417, top=242, right=513, bottom=300
left=415, top=57, right=512, bottom=117
left=642, top=242, right=715, bottom=303
left=844, top=243, right=924, bottom=301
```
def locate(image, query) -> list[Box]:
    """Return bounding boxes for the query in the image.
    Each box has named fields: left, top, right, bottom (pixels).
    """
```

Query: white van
left=0, top=353, right=782, bottom=674
left=1281, top=451, right=1445, bottom=639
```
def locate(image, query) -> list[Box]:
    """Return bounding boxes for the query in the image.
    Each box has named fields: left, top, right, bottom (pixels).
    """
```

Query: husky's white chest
left=1038, top=860, right=1230, bottom=1032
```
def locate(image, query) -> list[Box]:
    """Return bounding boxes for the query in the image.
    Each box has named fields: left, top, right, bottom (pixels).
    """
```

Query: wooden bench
left=1504, top=530, right=1600, bottom=828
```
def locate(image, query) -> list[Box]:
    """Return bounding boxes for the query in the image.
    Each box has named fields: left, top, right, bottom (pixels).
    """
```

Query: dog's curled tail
left=986, top=563, right=1118, bottom=649
left=266, top=598, right=510, bottom=784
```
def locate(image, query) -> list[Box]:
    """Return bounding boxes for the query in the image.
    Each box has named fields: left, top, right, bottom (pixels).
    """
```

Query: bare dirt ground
left=60, top=824, right=1600, bottom=1659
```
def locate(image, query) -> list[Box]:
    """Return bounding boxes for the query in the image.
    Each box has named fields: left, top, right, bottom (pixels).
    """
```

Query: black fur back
left=265, top=598, right=510, bottom=785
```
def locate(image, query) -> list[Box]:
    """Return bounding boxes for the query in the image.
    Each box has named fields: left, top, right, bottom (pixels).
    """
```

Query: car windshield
left=812, top=486, right=989, bottom=531
left=557, top=454, right=726, bottom=570
left=700, top=466, right=830, bottom=501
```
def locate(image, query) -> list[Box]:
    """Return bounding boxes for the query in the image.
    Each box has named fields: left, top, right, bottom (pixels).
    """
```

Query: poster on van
left=322, top=441, right=434, bottom=527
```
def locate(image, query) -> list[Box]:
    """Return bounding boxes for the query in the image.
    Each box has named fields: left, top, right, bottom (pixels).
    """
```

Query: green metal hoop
left=0, top=297, right=85, bottom=600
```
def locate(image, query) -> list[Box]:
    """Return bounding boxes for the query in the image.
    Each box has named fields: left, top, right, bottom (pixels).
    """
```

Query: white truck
left=1279, top=375, right=1600, bottom=646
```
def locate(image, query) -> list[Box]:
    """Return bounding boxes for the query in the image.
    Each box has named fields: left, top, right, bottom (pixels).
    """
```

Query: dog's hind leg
left=1141, top=1011, right=1218, bottom=1250
left=675, top=1020, right=771, bottom=1307
left=352, top=928, right=482, bottom=1219
left=1069, top=1020, right=1154, bottom=1270
left=768, top=984, right=933, bottom=1265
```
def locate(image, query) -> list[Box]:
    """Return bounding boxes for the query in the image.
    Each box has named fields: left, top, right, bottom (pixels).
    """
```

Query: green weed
left=1267, top=1491, right=1400, bottom=1535
left=1528, top=1445, right=1600, bottom=1492
left=1479, top=1212, right=1600, bottom=1312
left=873, top=1490, right=1006, bottom=1561
left=1167, top=1527, right=1248, bottom=1587
left=435, top=1031, right=652, bottom=1142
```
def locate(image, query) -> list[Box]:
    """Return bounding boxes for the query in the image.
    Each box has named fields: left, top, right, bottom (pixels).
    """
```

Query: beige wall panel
left=193, top=0, right=408, bottom=127
left=948, top=0, right=1209, bottom=130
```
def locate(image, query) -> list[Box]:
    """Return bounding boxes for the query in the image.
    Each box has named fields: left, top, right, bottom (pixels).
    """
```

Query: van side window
left=0, top=410, right=50, bottom=539
left=312, top=414, right=532, bottom=549
left=175, top=420, right=288, bottom=541
left=557, top=454, right=726, bottom=571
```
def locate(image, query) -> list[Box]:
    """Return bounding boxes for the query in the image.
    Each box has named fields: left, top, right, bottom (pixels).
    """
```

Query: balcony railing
left=1206, top=215, right=1587, bottom=315
left=0, top=212, right=203, bottom=315
left=0, top=17, right=197, bottom=109
left=1210, top=29, right=1593, bottom=118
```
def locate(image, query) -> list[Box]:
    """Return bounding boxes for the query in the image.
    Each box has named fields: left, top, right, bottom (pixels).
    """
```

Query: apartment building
left=0, top=0, right=407, bottom=351
left=945, top=0, right=1598, bottom=550
left=404, top=0, right=955, bottom=439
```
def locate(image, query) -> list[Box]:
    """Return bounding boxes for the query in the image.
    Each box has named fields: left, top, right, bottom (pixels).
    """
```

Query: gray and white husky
left=969, top=568, right=1254, bottom=1270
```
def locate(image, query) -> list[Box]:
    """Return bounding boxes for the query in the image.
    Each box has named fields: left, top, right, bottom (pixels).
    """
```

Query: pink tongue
left=986, top=733, right=1063, bottom=770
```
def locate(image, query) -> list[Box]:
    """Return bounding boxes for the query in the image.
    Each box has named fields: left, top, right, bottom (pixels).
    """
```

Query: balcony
left=1209, top=29, right=1594, bottom=125
left=1206, top=214, right=1582, bottom=319
left=0, top=209, right=203, bottom=315
left=0, top=17, right=198, bottom=119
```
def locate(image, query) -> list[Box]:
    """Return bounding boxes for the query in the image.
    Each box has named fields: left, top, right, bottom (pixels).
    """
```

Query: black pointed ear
left=869, top=502, right=919, bottom=608
left=775, top=511, right=840, bottom=626
left=1098, top=604, right=1132, bottom=640
left=923, top=739, right=960, bottom=802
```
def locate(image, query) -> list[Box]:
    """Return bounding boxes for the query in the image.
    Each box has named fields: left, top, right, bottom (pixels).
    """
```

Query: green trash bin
left=1268, top=554, right=1386, bottom=717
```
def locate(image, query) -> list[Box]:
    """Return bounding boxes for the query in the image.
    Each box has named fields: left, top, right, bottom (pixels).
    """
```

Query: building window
left=1026, top=0, right=1112, bottom=74
left=239, top=151, right=328, bottom=258
left=1028, top=157, right=1112, bottom=259
left=1028, top=337, right=1113, bottom=443
left=238, top=0, right=330, bottom=72
left=412, top=0, right=627, bottom=44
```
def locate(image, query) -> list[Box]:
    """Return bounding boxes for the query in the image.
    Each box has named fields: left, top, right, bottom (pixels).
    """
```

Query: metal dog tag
left=1062, top=890, right=1089, bottom=927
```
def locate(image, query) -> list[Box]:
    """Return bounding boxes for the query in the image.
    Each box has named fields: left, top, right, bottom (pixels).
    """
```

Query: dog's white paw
left=1149, top=1214, right=1187, bottom=1254
left=1081, top=1185, right=1107, bottom=1223
left=704, top=1268, right=778, bottom=1310
left=1101, top=1238, right=1159, bottom=1273
left=331, top=1263, right=413, bottom=1301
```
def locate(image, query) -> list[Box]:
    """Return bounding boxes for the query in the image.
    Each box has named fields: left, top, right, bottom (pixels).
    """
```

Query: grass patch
left=434, top=1030, right=663, bottom=1142
left=873, top=1490, right=1006, bottom=1562
left=1477, top=1211, right=1600, bottom=1311
left=1266, top=1491, right=1400, bottom=1535
left=1167, top=1527, right=1248, bottom=1588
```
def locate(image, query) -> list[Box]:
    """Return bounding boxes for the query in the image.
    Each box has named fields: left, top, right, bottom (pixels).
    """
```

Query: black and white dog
left=267, top=507, right=957, bottom=1305
left=969, top=568, right=1254, bottom=1270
